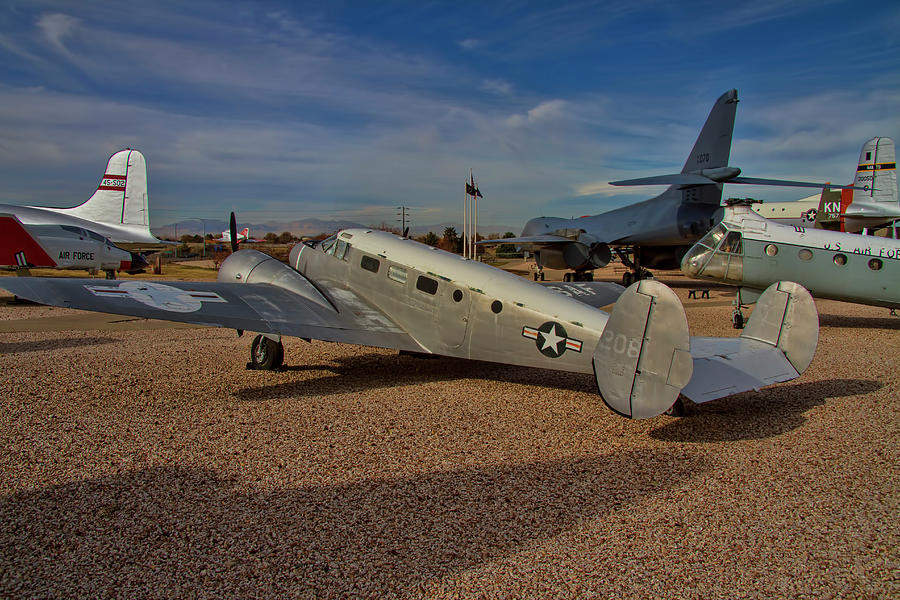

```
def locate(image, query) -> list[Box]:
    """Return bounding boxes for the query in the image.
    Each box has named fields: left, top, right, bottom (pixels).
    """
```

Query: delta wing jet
left=484, top=90, right=860, bottom=285
left=0, top=148, right=163, bottom=247
left=0, top=219, right=819, bottom=419
left=682, top=200, right=900, bottom=327
left=0, top=213, right=147, bottom=277
left=752, top=137, right=898, bottom=233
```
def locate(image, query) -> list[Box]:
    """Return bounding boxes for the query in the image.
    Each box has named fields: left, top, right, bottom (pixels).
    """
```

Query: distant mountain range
left=154, top=218, right=520, bottom=239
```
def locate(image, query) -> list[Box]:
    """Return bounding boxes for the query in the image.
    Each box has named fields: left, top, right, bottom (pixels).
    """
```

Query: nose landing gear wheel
left=249, top=334, right=284, bottom=370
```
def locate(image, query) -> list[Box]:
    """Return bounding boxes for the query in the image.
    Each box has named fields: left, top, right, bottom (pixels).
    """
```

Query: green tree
left=264, top=232, right=278, bottom=243
left=277, top=231, right=294, bottom=244
left=421, top=231, right=439, bottom=247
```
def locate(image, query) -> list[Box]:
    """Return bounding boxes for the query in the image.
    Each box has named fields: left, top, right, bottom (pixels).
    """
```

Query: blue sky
left=0, top=1, right=898, bottom=230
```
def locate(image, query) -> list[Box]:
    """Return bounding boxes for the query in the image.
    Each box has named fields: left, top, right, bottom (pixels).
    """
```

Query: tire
left=622, top=272, right=633, bottom=287
left=250, top=334, right=284, bottom=370
left=732, top=312, right=744, bottom=330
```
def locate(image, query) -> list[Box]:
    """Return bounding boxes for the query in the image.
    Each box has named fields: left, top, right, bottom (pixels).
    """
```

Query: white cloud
left=505, top=99, right=568, bottom=127
left=457, top=38, right=481, bottom=50
left=480, top=79, right=512, bottom=95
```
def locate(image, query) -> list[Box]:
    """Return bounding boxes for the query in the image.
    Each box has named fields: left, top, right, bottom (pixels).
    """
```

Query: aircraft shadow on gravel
left=235, top=352, right=597, bottom=402
left=0, top=450, right=709, bottom=597
left=0, top=335, right=118, bottom=355
left=650, top=378, right=883, bottom=443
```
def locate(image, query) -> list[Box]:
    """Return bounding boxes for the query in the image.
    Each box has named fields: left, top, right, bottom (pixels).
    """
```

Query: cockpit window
left=333, top=239, right=349, bottom=260
left=321, top=235, right=337, bottom=255
left=697, top=223, right=727, bottom=250
left=719, top=231, right=742, bottom=255
left=681, top=223, right=743, bottom=282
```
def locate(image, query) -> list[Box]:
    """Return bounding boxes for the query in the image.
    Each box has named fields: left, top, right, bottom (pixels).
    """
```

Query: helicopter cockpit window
left=680, top=223, right=742, bottom=282
left=719, top=231, right=742, bottom=255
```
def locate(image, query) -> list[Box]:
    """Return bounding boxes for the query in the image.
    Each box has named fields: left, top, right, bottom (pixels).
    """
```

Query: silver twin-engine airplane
left=485, top=89, right=861, bottom=285
left=0, top=224, right=820, bottom=419
left=682, top=200, right=900, bottom=327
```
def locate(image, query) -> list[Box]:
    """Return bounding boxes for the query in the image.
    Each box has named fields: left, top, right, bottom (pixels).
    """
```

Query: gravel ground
left=0, top=281, right=897, bottom=599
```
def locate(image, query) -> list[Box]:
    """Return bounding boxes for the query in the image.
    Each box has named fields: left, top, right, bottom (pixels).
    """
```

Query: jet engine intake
left=536, top=242, right=612, bottom=271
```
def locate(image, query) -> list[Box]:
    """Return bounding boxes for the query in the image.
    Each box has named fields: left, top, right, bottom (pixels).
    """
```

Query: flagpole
left=463, top=179, right=469, bottom=258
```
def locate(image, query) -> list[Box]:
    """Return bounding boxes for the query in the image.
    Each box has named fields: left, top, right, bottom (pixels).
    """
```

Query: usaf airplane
left=485, top=89, right=860, bottom=286
left=682, top=200, right=900, bottom=328
left=0, top=213, right=147, bottom=278
left=0, top=218, right=819, bottom=420
left=0, top=148, right=163, bottom=247
left=752, top=137, right=898, bottom=233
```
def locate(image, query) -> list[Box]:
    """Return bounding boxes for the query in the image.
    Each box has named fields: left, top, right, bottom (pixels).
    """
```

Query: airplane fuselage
left=0, top=213, right=135, bottom=272
left=682, top=205, right=900, bottom=309
left=0, top=204, right=160, bottom=246
left=291, top=229, right=610, bottom=374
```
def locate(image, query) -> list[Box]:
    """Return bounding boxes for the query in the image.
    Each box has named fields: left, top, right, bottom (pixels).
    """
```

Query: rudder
left=593, top=279, right=693, bottom=419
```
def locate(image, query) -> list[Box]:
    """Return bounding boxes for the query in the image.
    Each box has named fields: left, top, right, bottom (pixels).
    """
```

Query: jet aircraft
left=752, top=137, right=898, bottom=233
left=0, top=213, right=147, bottom=278
left=484, top=90, right=860, bottom=286
left=681, top=200, right=900, bottom=328
left=0, top=148, right=163, bottom=247
left=0, top=219, right=819, bottom=420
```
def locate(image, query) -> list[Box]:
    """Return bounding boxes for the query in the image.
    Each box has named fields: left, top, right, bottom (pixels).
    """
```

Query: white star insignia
left=539, top=324, right=565, bottom=353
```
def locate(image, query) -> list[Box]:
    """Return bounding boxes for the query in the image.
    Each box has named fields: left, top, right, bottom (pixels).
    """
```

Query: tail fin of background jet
left=680, top=89, right=738, bottom=173
left=45, top=149, right=150, bottom=230
left=852, top=137, right=896, bottom=206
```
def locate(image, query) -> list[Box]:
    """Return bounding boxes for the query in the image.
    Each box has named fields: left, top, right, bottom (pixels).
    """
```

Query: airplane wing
left=539, top=281, right=626, bottom=308
left=0, top=277, right=424, bottom=352
left=476, top=234, right=571, bottom=245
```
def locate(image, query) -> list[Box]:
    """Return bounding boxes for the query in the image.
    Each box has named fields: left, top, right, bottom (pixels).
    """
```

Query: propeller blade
left=229, top=212, right=238, bottom=253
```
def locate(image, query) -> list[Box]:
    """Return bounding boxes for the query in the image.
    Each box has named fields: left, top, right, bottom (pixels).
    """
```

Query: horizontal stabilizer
left=593, top=279, right=693, bottom=419
left=611, top=173, right=868, bottom=190
left=0, top=214, right=56, bottom=268
left=681, top=281, right=818, bottom=403
left=728, top=176, right=867, bottom=190
left=610, top=173, right=714, bottom=186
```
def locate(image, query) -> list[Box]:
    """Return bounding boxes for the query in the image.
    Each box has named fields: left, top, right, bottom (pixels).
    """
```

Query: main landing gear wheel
left=732, top=311, right=745, bottom=330
left=249, top=334, right=284, bottom=370
left=622, top=271, right=633, bottom=286
left=665, top=397, right=686, bottom=417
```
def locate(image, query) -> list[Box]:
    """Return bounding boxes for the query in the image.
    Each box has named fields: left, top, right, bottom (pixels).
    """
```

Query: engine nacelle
left=535, top=242, right=611, bottom=271
left=218, top=249, right=335, bottom=311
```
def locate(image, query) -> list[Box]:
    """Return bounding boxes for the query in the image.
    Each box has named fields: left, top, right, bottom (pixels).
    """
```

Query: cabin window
left=388, top=265, right=407, bottom=284
left=340, top=232, right=353, bottom=240
left=334, top=239, right=349, bottom=260
left=361, top=255, right=380, bottom=273
left=833, top=254, right=847, bottom=266
left=798, top=249, right=813, bottom=261
left=452, top=289, right=463, bottom=302
left=720, top=231, right=743, bottom=255
left=416, top=275, right=438, bottom=295
left=868, top=258, right=883, bottom=271
left=321, top=235, right=336, bottom=254
left=491, top=300, right=503, bottom=314
left=765, top=244, right=779, bottom=257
